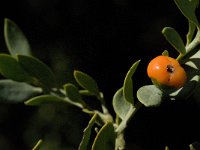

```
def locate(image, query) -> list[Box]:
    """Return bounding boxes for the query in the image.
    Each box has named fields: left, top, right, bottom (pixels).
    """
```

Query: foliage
left=0, top=0, right=200, bottom=149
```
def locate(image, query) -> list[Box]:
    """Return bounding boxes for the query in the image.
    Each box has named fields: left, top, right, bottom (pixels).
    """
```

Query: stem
left=116, top=102, right=142, bottom=134
left=115, top=102, right=143, bottom=150
left=97, top=92, right=114, bottom=122
left=177, top=29, right=200, bottom=62
left=115, top=133, right=125, bottom=150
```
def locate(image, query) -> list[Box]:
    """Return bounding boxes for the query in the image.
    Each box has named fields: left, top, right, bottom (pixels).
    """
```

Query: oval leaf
left=0, top=54, right=32, bottom=82
left=92, top=122, right=116, bottom=150
left=17, top=55, right=57, bottom=89
left=64, top=83, right=82, bottom=101
left=123, top=60, right=140, bottom=105
left=137, top=85, right=163, bottom=107
left=0, top=79, right=42, bottom=103
left=4, top=18, right=32, bottom=56
left=79, top=114, right=97, bottom=150
left=113, top=88, right=131, bottom=120
left=162, top=27, right=186, bottom=54
left=174, top=0, right=199, bottom=26
left=24, top=95, right=64, bottom=106
left=74, top=70, right=100, bottom=96
left=64, top=83, right=86, bottom=107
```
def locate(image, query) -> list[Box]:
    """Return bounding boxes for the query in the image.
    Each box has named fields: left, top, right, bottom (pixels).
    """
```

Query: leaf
left=137, top=85, right=163, bottom=107
left=123, top=60, right=140, bottom=105
left=92, top=122, right=116, bottom=150
left=0, top=54, right=32, bottom=82
left=25, top=94, right=84, bottom=108
left=64, top=83, right=86, bottom=107
left=162, top=50, right=169, bottom=56
left=32, top=139, right=43, bottom=150
left=185, top=49, right=200, bottom=69
left=17, top=55, right=57, bottom=89
left=24, top=95, right=64, bottom=106
left=115, top=102, right=140, bottom=134
left=174, top=0, right=199, bottom=26
left=74, top=70, right=100, bottom=96
left=113, top=88, right=132, bottom=120
left=4, top=18, right=32, bottom=56
left=64, top=83, right=82, bottom=101
left=79, top=114, right=97, bottom=150
left=191, top=0, right=199, bottom=9
left=186, top=21, right=196, bottom=45
left=0, top=79, right=42, bottom=103
left=162, top=27, right=186, bottom=54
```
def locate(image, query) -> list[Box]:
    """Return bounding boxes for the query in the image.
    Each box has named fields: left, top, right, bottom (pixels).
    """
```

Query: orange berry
left=147, top=56, right=187, bottom=88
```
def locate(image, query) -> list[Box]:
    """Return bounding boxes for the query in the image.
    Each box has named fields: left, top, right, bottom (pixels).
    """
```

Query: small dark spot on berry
left=167, top=65, right=174, bottom=73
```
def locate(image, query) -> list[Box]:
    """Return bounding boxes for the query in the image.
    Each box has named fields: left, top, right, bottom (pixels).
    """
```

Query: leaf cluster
left=0, top=0, right=200, bottom=149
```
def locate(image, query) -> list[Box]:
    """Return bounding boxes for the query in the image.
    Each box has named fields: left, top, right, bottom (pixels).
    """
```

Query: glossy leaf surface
left=4, top=18, right=32, bottom=56
left=0, top=79, right=42, bottom=103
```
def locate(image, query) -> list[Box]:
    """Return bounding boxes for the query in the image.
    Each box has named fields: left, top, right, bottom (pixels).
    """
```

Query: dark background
left=0, top=0, right=200, bottom=150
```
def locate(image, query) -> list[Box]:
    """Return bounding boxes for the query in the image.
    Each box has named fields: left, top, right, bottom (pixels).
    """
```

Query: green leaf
left=64, top=83, right=86, bottom=107
left=123, top=60, right=140, bottom=105
left=162, top=50, right=169, bottom=56
left=115, top=104, right=137, bottom=134
left=24, top=95, right=64, bottom=105
left=174, top=0, right=199, bottom=26
left=64, top=83, right=82, bottom=101
left=32, top=139, right=43, bottom=150
left=162, top=27, right=186, bottom=54
left=92, top=122, right=116, bottom=150
left=191, top=0, right=199, bottom=9
left=137, top=85, right=163, bottom=107
left=74, top=70, right=100, bottom=96
left=25, top=94, right=84, bottom=108
left=185, top=49, right=200, bottom=69
left=79, top=114, right=97, bottom=150
left=186, top=21, right=196, bottom=45
left=0, top=54, right=32, bottom=82
left=4, top=18, right=32, bottom=56
left=17, top=55, right=57, bottom=89
left=113, top=88, right=132, bottom=120
left=0, top=79, right=42, bottom=103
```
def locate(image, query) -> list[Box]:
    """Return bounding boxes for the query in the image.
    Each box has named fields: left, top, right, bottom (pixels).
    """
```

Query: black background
left=0, top=0, right=200, bottom=150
